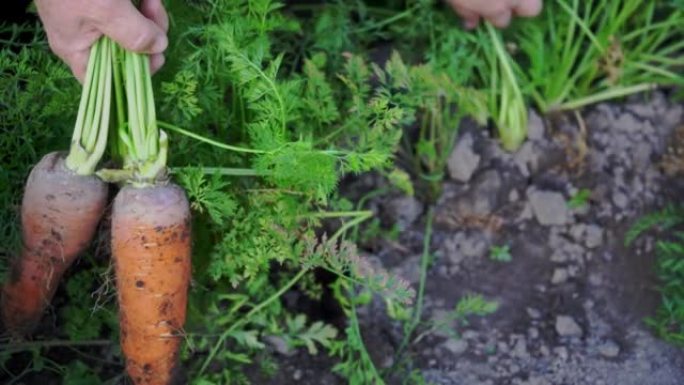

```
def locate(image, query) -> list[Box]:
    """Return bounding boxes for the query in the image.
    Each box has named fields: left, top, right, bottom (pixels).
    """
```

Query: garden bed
left=252, top=92, right=684, bottom=385
left=1, top=1, right=684, bottom=384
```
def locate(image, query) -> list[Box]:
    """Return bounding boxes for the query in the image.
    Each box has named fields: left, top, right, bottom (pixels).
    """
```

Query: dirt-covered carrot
left=100, top=43, right=191, bottom=385
left=1, top=38, right=113, bottom=335
left=112, top=184, right=190, bottom=385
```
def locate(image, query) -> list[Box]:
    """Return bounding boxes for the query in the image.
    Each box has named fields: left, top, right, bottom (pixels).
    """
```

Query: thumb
left=95, top=0, right=168, bottom=54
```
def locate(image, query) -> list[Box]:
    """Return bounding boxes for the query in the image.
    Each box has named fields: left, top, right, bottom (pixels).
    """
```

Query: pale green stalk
left=485, top=23, right=527, bottom=151
left=65, top=37, right=113, bottom=175
left=554, top=83, right=656, bottom=111
left=100, top=48, right=167, bottom=185
left=158, top=121, right=266, bottom=154
left=79, top=43, right=100, bottom=149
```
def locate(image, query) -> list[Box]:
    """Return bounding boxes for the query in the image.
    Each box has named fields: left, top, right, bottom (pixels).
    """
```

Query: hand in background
left=446, top=0, right=543, bottom=29
left=35, top=0, right=169, bottom=82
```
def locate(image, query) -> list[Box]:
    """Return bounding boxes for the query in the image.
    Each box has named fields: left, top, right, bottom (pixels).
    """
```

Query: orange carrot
left=1, top=152, right=108, bottom=334
left=111, top=183, right=191, bottom=385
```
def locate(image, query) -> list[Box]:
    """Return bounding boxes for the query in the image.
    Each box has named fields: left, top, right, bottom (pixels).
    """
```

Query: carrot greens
left=64, top=37, right=113, bottom=175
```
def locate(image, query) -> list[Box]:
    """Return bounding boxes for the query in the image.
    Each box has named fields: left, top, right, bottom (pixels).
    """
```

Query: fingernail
left=464, top=20, right=478, bottom=30
left=151, top=34, right=168, bottom=54
left=151, top=54, right=166, bottom=73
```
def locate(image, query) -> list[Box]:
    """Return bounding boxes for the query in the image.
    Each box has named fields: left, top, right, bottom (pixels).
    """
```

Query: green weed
left=567, top=188, right=592, bottom=209
left=627, top=206, right=684, bottom=345
left=516, top=0, right=684, bottom=113
left=490, top=245, right=513, bottom=263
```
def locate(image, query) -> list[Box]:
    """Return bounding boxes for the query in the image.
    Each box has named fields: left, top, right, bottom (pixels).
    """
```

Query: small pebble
left=584, top=224, right=604, bottom=249
left=527, top=307, right=542, bottom=319
left=613, top=191, right=629, bottom=209
left=556, top=315, right=583, bottom=337
left=554, top=346, right=569, bottom=361
left=442, top=339, right=468, bottom=355
left=589, top=273, right=603, bottom=286
left=551, top=268, right=569, bottom=284
left=599, top=340, right=620, bottom=358
left=528, top=327, right=540, bottom=339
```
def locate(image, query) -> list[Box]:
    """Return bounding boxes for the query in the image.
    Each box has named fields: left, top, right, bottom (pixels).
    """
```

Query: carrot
left=1, top=37, right=113, bottom=335
left=111, top=183, right=191, bottom=385
left=1, top=152, right=108, bottom=334
left=94, top=40, right=192, bottom=384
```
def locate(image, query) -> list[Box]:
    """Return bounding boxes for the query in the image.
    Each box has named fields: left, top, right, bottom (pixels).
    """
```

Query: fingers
left=449, top=4, right=481, bottom=29
left=95, top=0, right=168, bottom=54
left=149, top=53, right=166, bottom=74
left=140, top=0, right=169, bottom=33
left=514, top=0, right=543, bottom=17
left=61, top=49, right=90, bottom=83
left=463, top=16, right=480, bottom=30
left=489, top=9, right=513, bottom=28
left=447, top=0, right=544, bottom=29
left=44, top=27, right=101, bottom=84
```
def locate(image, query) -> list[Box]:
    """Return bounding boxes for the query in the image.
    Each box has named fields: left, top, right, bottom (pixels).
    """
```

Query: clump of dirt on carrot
left=1, top=38, right=113, bottom=335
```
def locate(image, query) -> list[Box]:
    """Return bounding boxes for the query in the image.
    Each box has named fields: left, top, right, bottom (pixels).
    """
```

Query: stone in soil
left=598, top=340, right=620, bottom=358
left=551, top=267, right=569, bottom=285
left=527, top=109, right=545, bottom=141
left=569, top=223, right=603, bottom=249
left=584, top=224, right=604, bottom=249
left=264, top=335, right=293, bottom=356
left=447, top=132, right=481, bottom=183
left=442, top=231, right=490, bottom=266
left=555, top=315, right=583, bottom=337
left=460, top=169, right=503, bottom=216
left=514, top=141, right=542, bottom=177
left=612, top=190, right=629, bottom=210
left=528, top=189, right=571, bottom=226
left=526, top=307, right=542, bottom=319
left=442, top=338, right=468, bottom=355
left=385, top=195, right=423, bottom=230
left=511, top=335, right=529, bottom=358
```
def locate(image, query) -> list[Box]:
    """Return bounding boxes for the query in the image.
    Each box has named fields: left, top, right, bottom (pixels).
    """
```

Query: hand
left=35, top=0, right=169, bottom=82
left=446, top=0, right=543, bottom=29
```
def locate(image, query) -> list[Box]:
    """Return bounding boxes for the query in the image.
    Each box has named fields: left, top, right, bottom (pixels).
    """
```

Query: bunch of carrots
left=1, top=33, right=191, bottom=385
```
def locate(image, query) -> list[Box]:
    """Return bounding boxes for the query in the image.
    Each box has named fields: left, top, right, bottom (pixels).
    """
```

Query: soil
left=255, top=91, right=684, bottom=385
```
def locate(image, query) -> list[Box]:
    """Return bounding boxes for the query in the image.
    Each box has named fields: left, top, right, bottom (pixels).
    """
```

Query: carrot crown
left=65, top=37, right=113, bottom=175
left=98, top=45, right=168, bottom=186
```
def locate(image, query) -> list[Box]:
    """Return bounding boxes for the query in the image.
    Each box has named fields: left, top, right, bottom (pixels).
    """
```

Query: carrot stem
left=102, top=47, right=167, bottom=185
left=65, top=37, right=113, bottom=175
left=110, top=43, right=127, bottom=163
left=158, top=121, right=266, bottom=154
